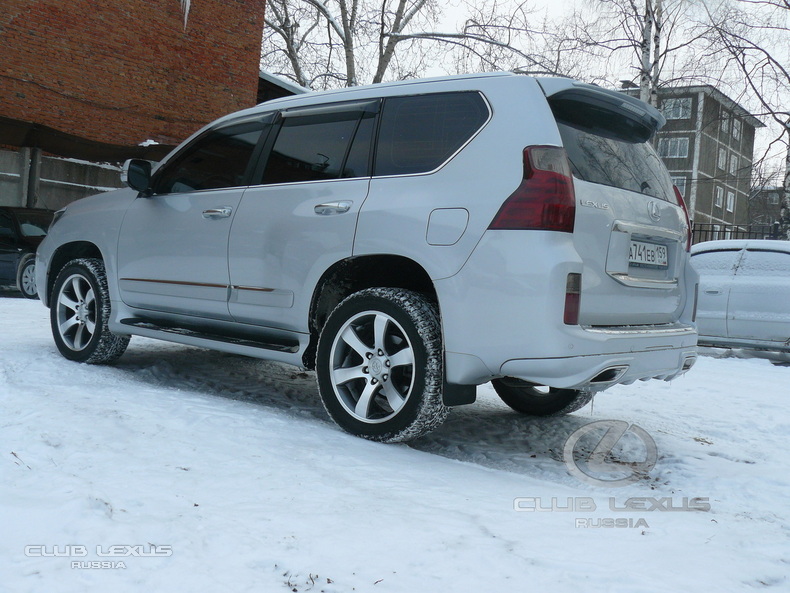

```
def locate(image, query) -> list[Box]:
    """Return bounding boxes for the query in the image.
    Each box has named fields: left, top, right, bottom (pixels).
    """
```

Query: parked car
left=0, top=207, right=54, bottom=299
left=36, top=72, right=698, bottom=442
left=691, top=239, right=790, bottom=353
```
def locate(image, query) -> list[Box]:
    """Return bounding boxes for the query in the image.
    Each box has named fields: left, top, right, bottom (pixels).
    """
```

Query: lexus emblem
left=647, top=201, right=661, bottom=221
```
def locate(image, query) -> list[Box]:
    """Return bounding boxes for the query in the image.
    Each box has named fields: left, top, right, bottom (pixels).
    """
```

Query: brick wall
left=1, top=0, right=265, bottom=148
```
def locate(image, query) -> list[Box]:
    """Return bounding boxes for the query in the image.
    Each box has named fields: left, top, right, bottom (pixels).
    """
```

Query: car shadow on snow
left=0, top=287, right=24, bottom=299
left=114, top=342, right=605, bottom=482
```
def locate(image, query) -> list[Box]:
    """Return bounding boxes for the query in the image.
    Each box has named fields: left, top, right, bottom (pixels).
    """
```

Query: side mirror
left=122, top=159, right=152, bottom=194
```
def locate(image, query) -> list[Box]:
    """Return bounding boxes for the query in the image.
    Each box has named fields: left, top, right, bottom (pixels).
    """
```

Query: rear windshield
left=556, top=122, right=678, bottom=204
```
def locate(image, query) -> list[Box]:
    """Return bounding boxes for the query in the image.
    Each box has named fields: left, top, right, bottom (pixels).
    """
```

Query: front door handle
left=202, top=207, right=232, bottom=219
left=314, top=201, right=352, bottom=216
left=704, top=289, right=722, bottom=295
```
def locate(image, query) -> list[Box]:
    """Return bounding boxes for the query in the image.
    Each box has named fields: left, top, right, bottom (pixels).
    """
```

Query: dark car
left=0, top=207, right=55, bottom=299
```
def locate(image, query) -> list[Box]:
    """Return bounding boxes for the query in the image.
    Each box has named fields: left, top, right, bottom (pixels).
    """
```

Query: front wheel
left=492, top=378, right=593, bottom=416
left=50, top=258, right=130, bottom=364
left=316, top=288, right=448, bottom=443
left=17, top=254, right=38, bottom=299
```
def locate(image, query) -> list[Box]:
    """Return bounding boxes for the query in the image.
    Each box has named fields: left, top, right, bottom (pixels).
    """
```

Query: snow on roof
left=258, top=70, right=309, bottom=95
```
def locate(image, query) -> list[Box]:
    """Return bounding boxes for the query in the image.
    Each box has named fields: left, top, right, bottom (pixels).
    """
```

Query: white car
left=691, top=239, right=790, bottom=353
left=37, top=72, right=698, bottom=442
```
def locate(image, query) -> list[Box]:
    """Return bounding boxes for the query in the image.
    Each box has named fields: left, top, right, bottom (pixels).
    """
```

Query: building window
left=717, top=148, right=727, bottom=169
left=715, top=186, right=723, bottom=208
left=726, top=191, right=735, bottom=212
left=721, top=111, right=730, bottom=134
left=671, top=176, right=687, bottom=197
left=729, top=155, right=738, bottom=176
left=769, top=192, right=780, bottom=205
left=713, top=224, right=721, bottom=240
left=662, top=98, right=692, bottom=120
left=732, top=119, right=742, bottom=140
left=658, top=137, right=689, bottom=158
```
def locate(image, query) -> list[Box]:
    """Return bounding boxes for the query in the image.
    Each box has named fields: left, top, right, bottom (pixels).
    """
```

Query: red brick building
left=0, top=0, right=265, bottom=208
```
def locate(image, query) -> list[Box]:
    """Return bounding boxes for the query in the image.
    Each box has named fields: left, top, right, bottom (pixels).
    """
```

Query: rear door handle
left=314, top=201, right=352, bottom=216
left=202, top=207, right=232, bottom=219
left=704, top=289, right=722, bottom=295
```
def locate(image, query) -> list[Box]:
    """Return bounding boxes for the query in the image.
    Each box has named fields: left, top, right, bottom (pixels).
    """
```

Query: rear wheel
left=50, top=258, right=130, bottom=364
left=316, top=288, right=448, bottom=442
left=17, top=254, right=38, bottom=299
left=492, top=377, right=593, bottom=416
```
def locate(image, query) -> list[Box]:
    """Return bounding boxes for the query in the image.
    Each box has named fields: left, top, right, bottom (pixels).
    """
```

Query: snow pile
left=1, top=296, right=788, bottom=591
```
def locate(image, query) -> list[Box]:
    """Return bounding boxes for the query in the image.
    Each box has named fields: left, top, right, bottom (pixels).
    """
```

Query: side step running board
left=120, top=319, right=300, bottom=354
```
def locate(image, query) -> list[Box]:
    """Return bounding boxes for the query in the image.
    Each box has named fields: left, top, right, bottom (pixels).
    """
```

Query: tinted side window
left=262, top=112, right=363, bottom=184
left=342, top=116, right=375, bottom=179
left=374, top=92, right=489, bottom=177
left=690, top=249, right=742, bottom=275
left=737, top=250, right=790, bottom=276
left=154, top=119, right=265, bottom=194
left=16, top=211, right=51, bottom=237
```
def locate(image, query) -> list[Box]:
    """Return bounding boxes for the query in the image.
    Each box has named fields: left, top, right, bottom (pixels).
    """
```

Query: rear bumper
left=436, top=231, right=698, bottom=388
left=499, top=341, right=698, bottom=391
left=445, top=325, right=697, bottom=389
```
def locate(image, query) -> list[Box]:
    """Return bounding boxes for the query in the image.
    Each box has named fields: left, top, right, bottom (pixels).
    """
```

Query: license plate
left=629, top=240, right=668, bottom=268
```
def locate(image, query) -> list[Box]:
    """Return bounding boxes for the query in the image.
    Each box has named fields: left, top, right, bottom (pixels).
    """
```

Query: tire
left=50, top=258, right=130, bottom=364
left=16, top=253, right=38, bottom=299
left=316, top=288, right=449, bottom=443
left=492, top=377, right=593, bottom=416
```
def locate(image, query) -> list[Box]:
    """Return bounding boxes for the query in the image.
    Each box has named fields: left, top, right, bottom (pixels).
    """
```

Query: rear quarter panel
left=353, top=76, right=563, bottom=280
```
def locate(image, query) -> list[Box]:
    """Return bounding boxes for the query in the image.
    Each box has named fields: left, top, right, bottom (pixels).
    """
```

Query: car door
left=690, top=247, right=743, bottom=339
left=727, top=248, right=790, bottom=344
left=227, top=100, right=377, bottom=331
left=117, top=116, right=267, bottom=320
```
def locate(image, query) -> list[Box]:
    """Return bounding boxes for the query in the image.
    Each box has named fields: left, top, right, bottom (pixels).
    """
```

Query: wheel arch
left=44, top=241, right=104, bottom=307
left=304, top=254, right=437, bottom=369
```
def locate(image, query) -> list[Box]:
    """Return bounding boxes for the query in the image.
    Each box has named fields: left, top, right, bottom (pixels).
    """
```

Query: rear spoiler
left=536, top=78, right=665, bottom=143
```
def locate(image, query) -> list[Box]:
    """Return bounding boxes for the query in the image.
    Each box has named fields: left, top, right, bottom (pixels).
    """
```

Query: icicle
left=180, top=0, right=191, bottom=30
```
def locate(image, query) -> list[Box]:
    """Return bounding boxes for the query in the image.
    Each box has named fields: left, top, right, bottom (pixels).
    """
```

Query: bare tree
left=261, top=0, right=445, bottom=88
left=702, top=0, right=790, bottom=237
left=553, top=0, right=714, bottom=104
left=390, top=0, right=584, bottom=77
left=260, top=0, right=584, bottom=89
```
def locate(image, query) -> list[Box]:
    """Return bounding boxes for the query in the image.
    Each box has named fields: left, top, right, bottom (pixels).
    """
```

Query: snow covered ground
left=2, top=292, right=789, bottom=592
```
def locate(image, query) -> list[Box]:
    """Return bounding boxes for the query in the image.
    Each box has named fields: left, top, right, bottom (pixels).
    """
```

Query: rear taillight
left=674, top=185, right=692, bottom=252
left=489, top=146, right=576, bottom=232
left=564, top=273, right=582, bottom=325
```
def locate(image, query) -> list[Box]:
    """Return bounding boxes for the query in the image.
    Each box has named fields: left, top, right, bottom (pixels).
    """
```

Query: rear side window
left=556, top=122, right=677, bottom=204
left=690, top=249, right=742, bottom=274
left=374, top=92, right=489, bottom=177
left=736, top=250, right=790, bottom=276
left=153, top=119, right=265, bottom=194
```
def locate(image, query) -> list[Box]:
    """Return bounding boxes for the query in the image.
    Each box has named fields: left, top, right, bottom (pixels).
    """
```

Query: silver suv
left=37, top=73, right=698, bottom=442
